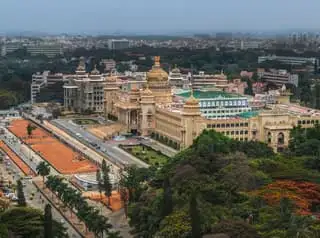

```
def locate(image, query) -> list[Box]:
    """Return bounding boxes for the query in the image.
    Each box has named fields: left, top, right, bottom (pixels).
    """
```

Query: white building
left=257, top=69, right=299, bottom=87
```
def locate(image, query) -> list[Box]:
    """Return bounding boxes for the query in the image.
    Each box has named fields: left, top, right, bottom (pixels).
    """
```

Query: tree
left=16, top=180, right=26, bottom=207
left=244, top=78, right=254, bottom=96
left=26, top=123, right=36, bottom=137
left=312, top=82, right=320, bottom=109
left=96, top=169, right=103, bottom=200
left=189, top=193, right=201, bottom=238
left=44, top=204, right=53, bottom=238
left=212, top=220, right=260, bottom=238
left=101, top=160, right=112, bottom=206
left=162, top=177, right=173, bottom=217
left=36, top=161, right=51, bottom=184
left=0, top=207, right=68, bottom=238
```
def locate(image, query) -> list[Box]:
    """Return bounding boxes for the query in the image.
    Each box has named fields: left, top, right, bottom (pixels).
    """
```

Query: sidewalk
left=146, top=138, right=179, bottom=158
left=33, top=179, right=94, bottom=238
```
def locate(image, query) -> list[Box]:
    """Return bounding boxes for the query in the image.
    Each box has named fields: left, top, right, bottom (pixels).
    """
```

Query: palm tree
left=36, top=161, right=51, bottom=185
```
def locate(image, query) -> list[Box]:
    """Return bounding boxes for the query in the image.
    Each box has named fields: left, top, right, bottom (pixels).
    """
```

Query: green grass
left=73, top=119, right=99, bottom=125
left=122, top=145, right=169, bottom=167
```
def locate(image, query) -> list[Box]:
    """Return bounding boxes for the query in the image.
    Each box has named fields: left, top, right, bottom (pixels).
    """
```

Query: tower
left=140, top=85, right=155, bottom=136
left=146, top=56, right=172, bottom=104
left=181, top=90, right=202, bottom=148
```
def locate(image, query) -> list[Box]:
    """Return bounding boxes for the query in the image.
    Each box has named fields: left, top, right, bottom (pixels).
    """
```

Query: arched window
left=267, top=132, right=272, bottom=144
left=278, top=132, right=285, bottom=145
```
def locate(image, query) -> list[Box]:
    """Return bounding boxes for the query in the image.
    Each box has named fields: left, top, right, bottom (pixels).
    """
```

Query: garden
left=73, top=118, right=99, bottom=125
left=120, top=144, right=169, bottom=167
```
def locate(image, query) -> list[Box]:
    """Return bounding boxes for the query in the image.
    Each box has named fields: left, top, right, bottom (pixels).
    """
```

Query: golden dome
left=185, top=90, right=199, bottom=105
left=147, top=56, right=168, bottom=82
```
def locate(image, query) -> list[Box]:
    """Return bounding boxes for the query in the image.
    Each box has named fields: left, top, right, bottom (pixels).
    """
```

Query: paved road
left=52, top=119, right=148, bottom=168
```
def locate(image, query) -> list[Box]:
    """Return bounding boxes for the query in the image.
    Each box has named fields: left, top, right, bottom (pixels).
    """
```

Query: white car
left=11, top=195, right=18, bottom=201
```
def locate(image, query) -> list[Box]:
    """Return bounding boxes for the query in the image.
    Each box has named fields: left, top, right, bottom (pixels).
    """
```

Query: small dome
left=185, top=90, right=199, bottom=105
left=147, top=56, right=168, bottom=82
left=171, top=66, right=180, bottom=74
left=91, top=65, right=100, bottom=75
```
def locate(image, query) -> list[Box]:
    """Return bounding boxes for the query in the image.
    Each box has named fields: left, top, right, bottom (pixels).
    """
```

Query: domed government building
left=104, top=57, right=320, bottom=153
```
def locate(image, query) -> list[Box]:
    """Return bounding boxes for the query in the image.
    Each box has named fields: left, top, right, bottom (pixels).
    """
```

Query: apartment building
left=258, top=55, right=318, bottom=72
left=108, top=39, right=130, bottom=50
left=31, top=71, right=67, bottom=104
left=2, top=43, right=63, bottom=57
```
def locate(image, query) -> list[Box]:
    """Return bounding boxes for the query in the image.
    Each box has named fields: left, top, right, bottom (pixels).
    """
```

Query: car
left=5, top=193, right=15, bottom=199
left=11, top=195, right=18, bottom=201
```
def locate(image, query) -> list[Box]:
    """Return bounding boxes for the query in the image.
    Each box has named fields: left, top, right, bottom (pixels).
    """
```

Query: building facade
left=103, top=57, right=320, bottom=153
left=31, top=71, right=67, bottom=104
left=257, top=68, right=299, bottom=87
left=175, top=90, right=251, bottom=119
left=63, top=58, right=106, bottom=113
left=108, top=39, right=130, bottom=50
left=191, top=71, right=229, bottom=90
left=168, top=67, right=190, bottom=89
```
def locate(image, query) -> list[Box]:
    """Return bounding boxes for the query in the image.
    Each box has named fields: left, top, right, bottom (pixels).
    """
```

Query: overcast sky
left=0, top=0, right=319, bottom=34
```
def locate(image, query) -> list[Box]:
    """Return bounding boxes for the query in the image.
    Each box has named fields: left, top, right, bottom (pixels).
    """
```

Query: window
left=278, top=132, right=285, bottom=145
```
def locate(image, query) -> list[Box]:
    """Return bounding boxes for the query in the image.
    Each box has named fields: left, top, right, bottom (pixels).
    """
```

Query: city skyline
left=1, top=0, right=320, bottom=35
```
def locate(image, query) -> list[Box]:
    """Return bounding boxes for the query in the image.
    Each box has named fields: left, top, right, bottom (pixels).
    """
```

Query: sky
left=0, top=0, right=319, bottom=34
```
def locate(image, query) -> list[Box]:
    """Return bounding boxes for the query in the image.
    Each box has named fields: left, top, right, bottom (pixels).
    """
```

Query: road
left=51, top=119, right=148, bottom=168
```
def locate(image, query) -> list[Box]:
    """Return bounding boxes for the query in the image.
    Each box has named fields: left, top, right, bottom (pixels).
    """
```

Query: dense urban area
left=0, top=31, right=320, bottom=238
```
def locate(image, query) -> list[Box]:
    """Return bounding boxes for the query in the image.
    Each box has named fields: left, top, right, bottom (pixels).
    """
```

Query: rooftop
left=238, top=111, right=260, bottom=119
left=177, top=90, right=243, bottom=99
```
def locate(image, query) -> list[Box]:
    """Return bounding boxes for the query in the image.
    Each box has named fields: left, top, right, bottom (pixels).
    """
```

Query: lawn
left=73, top=119, right=99, bottom=125
left=121, top=145, right=168, bottom=167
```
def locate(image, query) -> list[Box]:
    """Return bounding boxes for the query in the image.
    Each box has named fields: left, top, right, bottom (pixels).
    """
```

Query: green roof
left=177, top=90, right=242, bottom=99
left=238, top=111, right=259, bottom=118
